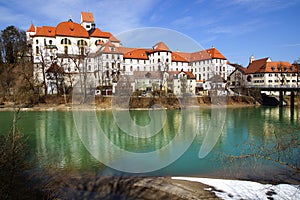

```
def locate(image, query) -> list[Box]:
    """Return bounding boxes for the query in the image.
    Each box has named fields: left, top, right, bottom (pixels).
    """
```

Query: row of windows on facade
left=35, top=45, right=86, bottom=55
left=191, top=59, right=225, bottom=65
left=253, top=73, right=299, bottom=78
left=35, top=38, right=106, bottom=46
left=253, top=80, right=298, bottom=83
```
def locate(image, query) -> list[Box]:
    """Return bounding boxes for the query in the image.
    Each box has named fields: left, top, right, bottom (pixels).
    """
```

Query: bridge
left=245, top=84, right=300, bottom=107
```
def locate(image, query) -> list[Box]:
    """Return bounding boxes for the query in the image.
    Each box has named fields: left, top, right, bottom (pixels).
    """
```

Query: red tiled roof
left=265, top=62, right=294, bottom=73
left=35, top=26, right=56, bottom=37
left=109, top=35, right=120, bottom=42
left=246, top=58, right=295, bottom=74
left=27, top=24, right=35, bottom=32
left=152, top=42, right=171, bottom=52
left=123, top=48, right=148, bottom=60
left=169, top=70, right=196, bottom=79
left=174, top=47, right=226, bottom=62
left=116, top=47, right=137, bottom=54
left=81, top=12, right=94, bottom=23
left=206, top=48, right=226, bottom=59
left=246, top=58, right=269, bottom=74
left=56, top=21, right=89, bottom=38
left=100, top=41, right=122, bottom=53
left=90, top=28, right=112, bottom=38
left=172, top=52, right=189, bottom=62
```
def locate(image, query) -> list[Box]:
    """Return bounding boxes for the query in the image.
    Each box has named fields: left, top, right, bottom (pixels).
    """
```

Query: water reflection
left=0, top=107, right=298, bottom=181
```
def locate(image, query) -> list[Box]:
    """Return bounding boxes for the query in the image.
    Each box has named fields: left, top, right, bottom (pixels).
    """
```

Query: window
left=95, top=39, right=103, bottom=45
left=64, top=46, right=68, bottom=54
left=123, top=66, right=126, bottom=72
left=77, top=40, right=87, bottom=46
left=88, top=65, right=91, bottom=71
left=130, top=66, right=133, bottom=71
left=86, top=25, right=90, bottom=29
left=36, top=39, right=39, bottom=44
left=36, top=46, right=39, bottom=55
left=49, top=40, right=52, bottom=45
left=158, top=52, right=160, bottom=56
left=80, top=47, right=84, bottom=55
left=61, top=38, right=71, bottom=45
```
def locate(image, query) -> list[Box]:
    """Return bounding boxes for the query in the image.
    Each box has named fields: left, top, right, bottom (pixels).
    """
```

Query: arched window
left=77, top=39, right=87, bottom=46
left=95, top=39, right=103, bottom=45
left=61, top=38, right=71, bottom=45
left=36, top=46, right=39, bottom=55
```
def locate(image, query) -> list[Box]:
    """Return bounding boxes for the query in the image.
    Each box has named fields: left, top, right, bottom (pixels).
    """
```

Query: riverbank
left=40, top=173, right=220, bottom=199
left=0, top=95, right=260, bottom=111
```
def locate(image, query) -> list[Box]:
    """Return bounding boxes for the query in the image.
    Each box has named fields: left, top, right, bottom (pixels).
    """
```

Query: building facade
left=27, top=12, right=229, bottom=95
left=229, top=56, right=300, bottom=90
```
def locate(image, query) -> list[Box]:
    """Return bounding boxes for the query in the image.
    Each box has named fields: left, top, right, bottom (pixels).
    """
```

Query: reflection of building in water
left=239, top=107, right=298, bottom=144
left=35, top=112, right=100, bottom=169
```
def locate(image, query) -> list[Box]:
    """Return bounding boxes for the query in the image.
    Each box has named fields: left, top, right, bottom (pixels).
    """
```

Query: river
left=0, top=106, right=299, bottom=183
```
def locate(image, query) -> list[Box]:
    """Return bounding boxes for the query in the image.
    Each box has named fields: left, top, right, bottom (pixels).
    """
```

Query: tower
left=80, top=12, right=95, bottom=31
left=249, top=55, right=255, bottom=64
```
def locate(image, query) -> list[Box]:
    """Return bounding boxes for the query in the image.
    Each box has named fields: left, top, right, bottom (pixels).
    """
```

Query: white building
left=27, top=12, right=228, bottom=96
left=229, top=56, right=300, bottom=90
left=26, top=12, right=121, bottom=94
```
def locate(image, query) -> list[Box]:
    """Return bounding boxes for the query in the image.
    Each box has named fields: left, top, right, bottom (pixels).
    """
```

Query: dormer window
left=271, top=66, right=275, bottom=71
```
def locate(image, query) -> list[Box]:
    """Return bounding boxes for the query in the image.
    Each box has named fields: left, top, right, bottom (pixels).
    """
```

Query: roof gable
left=27, top=24, right=35, bottom=32
left=152, top=42, right=171, bottom=52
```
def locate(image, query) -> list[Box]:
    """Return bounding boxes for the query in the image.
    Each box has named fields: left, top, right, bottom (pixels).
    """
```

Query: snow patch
left=172, top=177, right=300, bottom=200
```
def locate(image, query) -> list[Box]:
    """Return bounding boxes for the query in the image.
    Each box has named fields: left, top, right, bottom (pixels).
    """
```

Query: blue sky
left=0, top=0, right=299, bottom=66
